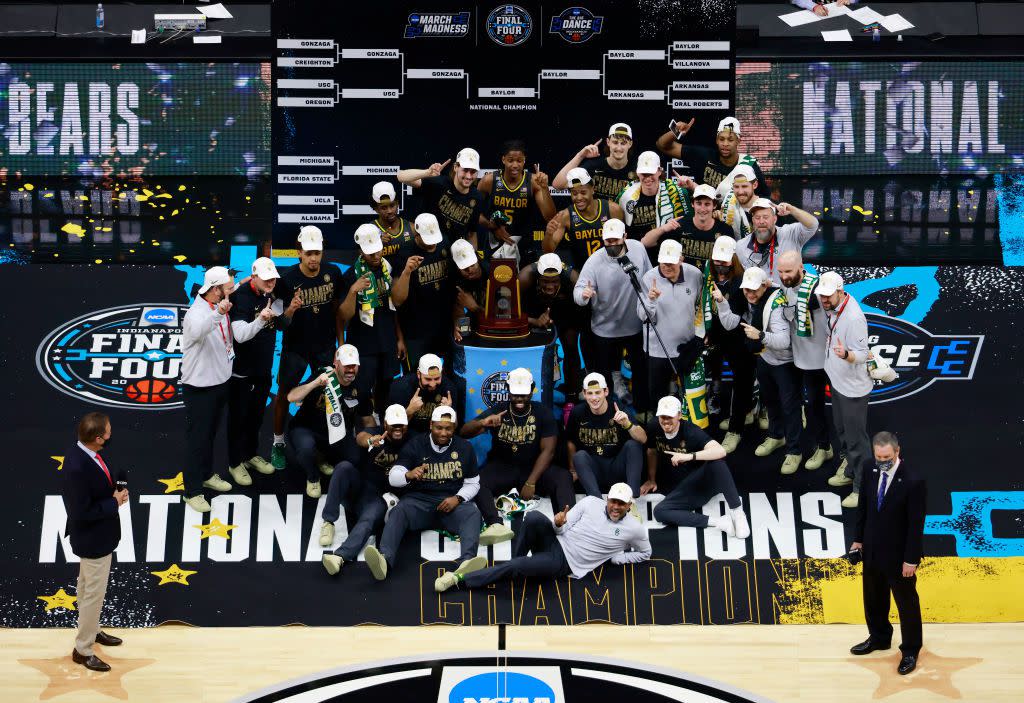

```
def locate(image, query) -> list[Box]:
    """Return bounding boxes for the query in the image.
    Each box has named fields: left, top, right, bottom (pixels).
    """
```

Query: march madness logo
left=865, top=313, right=983, bottom=404
left=404, top=11, right=470, bottom=38
left=486, top=5, right=533, bottom=46
left=550, top=7, right=604, bottom=43
left=36, top=304, right=188, bottom=410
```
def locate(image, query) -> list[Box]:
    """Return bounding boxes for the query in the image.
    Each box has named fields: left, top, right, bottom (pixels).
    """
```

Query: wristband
left=623, top=421, right=633, bottom=431
left=690, top=453, right=697, bottom=462
left=525, top=482, right=536, bottom=488
left=456, top=495, right=465, bottom=504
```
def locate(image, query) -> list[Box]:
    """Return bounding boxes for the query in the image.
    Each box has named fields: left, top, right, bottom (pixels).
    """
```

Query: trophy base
left=475, top=323, right=531, bottom=340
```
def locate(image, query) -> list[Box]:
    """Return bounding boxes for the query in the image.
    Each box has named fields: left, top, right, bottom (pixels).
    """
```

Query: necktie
left=95, top=454, right=113, bottom=486
left=876, top=471, right=889, bottom=511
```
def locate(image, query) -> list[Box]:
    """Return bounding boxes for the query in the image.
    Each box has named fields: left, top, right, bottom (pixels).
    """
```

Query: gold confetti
left=79, top=195, right=89, bottom=201
left=173, top=255, right=187, bottom=262
left=95, top=259, right=103, bottom=264
left=178, top=185, right=187, bottom=191
left=852, top=205, right=873, bottom=216
left=60, top=223, right=86, bottom=236
left=152, top=241, right=160, bottom=246
left=143, top=189, right=154, bottom=196
left=25, top=183, right=34, bottom=191
left=155, top=193, right=172, bottom=199
left=136, top=195, right=149, bottom=201
left=43, top=193, right=54, bottom=198
left=171, top=209, right=179, bottom=216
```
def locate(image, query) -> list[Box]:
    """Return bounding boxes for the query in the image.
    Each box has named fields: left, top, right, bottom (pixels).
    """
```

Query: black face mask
left=876, top=459, right=894, bottom=472
left=99, top=436, right=112, bottom=451
left=713, top=264, right=732, bottom=276
left=605, top=244, right=624, bottom=257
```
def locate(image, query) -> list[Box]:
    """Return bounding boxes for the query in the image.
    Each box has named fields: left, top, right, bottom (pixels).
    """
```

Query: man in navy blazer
left=849, top=431, right=926, bottom=675
left=60, top=412, right=129, bottom=672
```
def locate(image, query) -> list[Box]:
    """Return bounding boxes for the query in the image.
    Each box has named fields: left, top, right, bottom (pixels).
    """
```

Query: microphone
left=115, top=471, right=128, bottom=491
left=617, top=256, right=644, bottom=296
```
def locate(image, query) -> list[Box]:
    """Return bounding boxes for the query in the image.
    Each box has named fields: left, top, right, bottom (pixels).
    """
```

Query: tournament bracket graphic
left=270, top=1, right=736, bottom=247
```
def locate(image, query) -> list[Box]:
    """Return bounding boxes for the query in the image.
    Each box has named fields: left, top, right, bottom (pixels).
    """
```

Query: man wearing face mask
left=737, top=198, right=819, bottom=287
left=520, top=253, right=585, bottom=397
left=817, top=272, right=874, bottom=509
left=714, top=267, right=804, bottom=475
left=461, top=368, right=573, bottom=545
left=286, top=344, right=376, bottom=499
left=850, top=431, right=926, bottom=676
left=572, top=218, right=653, bottom=414
left=777, top=252, right=835, bottom=472
left=321, top=404, right=415, bottom=575
left=182, top=266, right=269, bottom=513
left=543, top=167, right=624, bottom=273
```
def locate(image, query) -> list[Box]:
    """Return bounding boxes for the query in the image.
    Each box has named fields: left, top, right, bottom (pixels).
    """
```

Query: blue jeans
left=573, top=440, right=644, bottom=498
left=324, top=473, right=387, bottom=562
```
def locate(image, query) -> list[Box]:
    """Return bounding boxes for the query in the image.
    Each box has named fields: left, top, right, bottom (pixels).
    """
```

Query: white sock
left=273, top=434, right=285, bottom=445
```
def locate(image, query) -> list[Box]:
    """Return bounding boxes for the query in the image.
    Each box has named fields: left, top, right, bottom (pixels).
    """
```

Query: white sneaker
left=434, top=570, right=459, bottom=592
left=202, top=473, right=231, bottom=492
left=805, top=446, right=834, bottom=471
left=731, top=508, right=751, bottom=540
left=455, top=556, right=488, bottom=577
left=248, top=456, right=275, bottom=475
left=227, top=463, right=252, bottom=487
left=479, top=523, right=514, bottom=546
left=708, top=515, right=735, bottom=537
left=184, top=494, right=211, bottom=513
left=841, top=492, right=860, bottom=509
left=318, top=461, right=334, bottom=476
left=322, top=554, right=343, bottom=576
left=364, top=545, right=388, bottom=581
left=319, top=522, right=335, bottom=547
left=722, top=432, right=742, bottom=454
left=306, top=480, right=322, bottom=499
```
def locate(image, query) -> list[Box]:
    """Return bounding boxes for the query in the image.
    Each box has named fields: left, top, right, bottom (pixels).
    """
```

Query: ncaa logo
left=480, top=370, right=511, bottom=408
left=486, top=4, right=533, bottom=46
left=864, top=313, right=984, bottom=404
left=447, top=669, right=557, bottom=702
left=36, top=304, right=188, bottom=410
left=550, top=7, right=604, bottom=43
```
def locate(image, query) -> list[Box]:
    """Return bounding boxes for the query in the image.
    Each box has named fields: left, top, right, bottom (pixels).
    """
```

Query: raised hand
left=404, top=255, right=424, bottom=275
left=711, top=282, right=725, bottom=303
left=775, top=202, right=791, bottom=217
left=612, top=402, right=631, bottom=427
left=554, top=504, right=571, bottom=527
left=351, top=272, right=372, bottom=293
left=287, top=287, right=303, bottom=314
left=581, top=280, right=596, bottom=301
left=672, top=169, right=696, bottom=191
left=442, top=390, right=453, bottom=407
left=428, top=158, right=452, bottom=177
left=217, top=299, right=232, bottom=315
left=833, top=336, right=847, bottom=358
left=406, top=464, right=426, bottom=481
left=316, top=372, right=330, bottom=387
left=673, top=117, right=696, bottom=137
left=483, top=410, right=507, bottom=428
left=740, top=322, right=762, bottom=341
left=648, top=280, right=661, bottom=301
left=258, top=298, right=276, bottom=323
left=579, top=139, right=602, bottom=160
left=408, top=387, right=424, bottom=414
left=533, top=163, right=549, bottom=189
left=536, top=308, right=553, bottom=328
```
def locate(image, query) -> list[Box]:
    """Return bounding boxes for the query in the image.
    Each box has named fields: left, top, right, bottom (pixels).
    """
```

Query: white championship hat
left=711, top=236, right=737, bottom=262
left=608, top=122, right=633, bottom=139
left=455, top=147, right=480, bottom=171
left=335, top=344, right=360, bottom=366
left=537, top=253, right=563, bottom=276
left=383, top=403, right=408, bottom=426
left=297, top=225, right=324, bottom=251
left=417, top=353, right=443, bottom=374
left=431, top=405, right=457, bottom=424
left=601, top=218, right=626, bottom=240
left=414, top=212, right=443, bottom=246
left=582, top=371, right=608, bottom=390
left=506, top=368, right=533, bottom=395
left=636, top=150, right=661, bottom=175
left=815, top=271, right=845, bottom=297
left=251, top=257, right=280, bottom=280
left=199, top=266, right=235, bottom=295
left=717, top=116, right=741, bottom=135
left=693, top=183, right=717, bottom=201
left=740, top=267, right=769, bottom=290
left=372, top=181, right=396, bottom=204
left=566, top=167, right=592, bottom=186
left=656, top=395, right=683, bottom=417
left=451, top=238, right=478, bottom=270
left=658, top=239, right=683, bottom=265
left=353, top=223, right=384, bottom=255
left=608, top=482, right=634, bottom=503
left=748, top=197, right=777, bottom=214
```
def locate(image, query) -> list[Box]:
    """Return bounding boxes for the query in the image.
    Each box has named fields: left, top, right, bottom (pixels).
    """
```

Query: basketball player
left=655, top=116, right=768, bottom=195
left=387, top=353, right=462, bottom=435
left=270, top=226, right=344, bottom=470
left=670, top=183, right=734, bottom=271
left=553, top=122, right=638, bottom=201
left=450, top=238, right=489, bottom=342
left=543, top=167, right=624, bottom=273
left=619, top=151, right=693, bottom=246
left=368, top=181, right=414, bottom=266
left=477, top=140, right=556, bottom=264
left=397, top=148, right=485, bottom=249
left=519, top=253, right=586, bottom=396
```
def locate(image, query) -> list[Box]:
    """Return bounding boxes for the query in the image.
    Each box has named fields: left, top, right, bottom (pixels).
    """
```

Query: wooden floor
left=4, top=623, right=1021, bottom=702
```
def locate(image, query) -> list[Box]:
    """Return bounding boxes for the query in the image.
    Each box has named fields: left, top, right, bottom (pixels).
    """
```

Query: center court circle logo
left=486, top=4, right=533, bottom=46
left=37, top=304, right=189, bottom=410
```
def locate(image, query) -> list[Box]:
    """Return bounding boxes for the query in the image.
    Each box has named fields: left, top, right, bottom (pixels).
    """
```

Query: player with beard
left=270, top=226, right=344, bottom=471
left=655, top=116, right=767, bottom=196
left=520, top=253, right=586, bottom=397
left=286, top=345, right=376, bottom=499
left=737, top=198, right=819, bottom=287
left=778, top=251, right=835, bottom=471
left=477, top=140, right=556, bottom=264
left=553, top=122, right=638, bottom=202
left=368, top=181, right=413, bottom=266
left=320, top=404, right=416, bottom=576
left=398, top=148, right=485, bottom=249
left=618, top=151, right=692, bottom=246
left=715, top=165, right=758, bottom=240
left=388, top=353, right=461, bottom=435
left=543, top=167, right=624, bottom=273
left=461, top=368, right=574, bottom=545
left=450, top=238, right=489, bottom=342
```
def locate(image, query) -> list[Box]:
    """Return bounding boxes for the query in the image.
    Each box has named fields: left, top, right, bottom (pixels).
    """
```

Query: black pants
left=707, top=332, right=756, bottom=433
left=379, top=492, right=482, bottom=564
left=555, top=325, right=583, bottom=397
left=832, top=389, right=871, bottom=488
left=323, top=469, right=387, bottom=562
left=647, top=337, right=703, bottom=407
left=800, top=367, right=832, bottom=449
left=463, top=511, right=572, bottom=588
left=590, top=331, right=649, bottom=412
left=403, top=334, right=451, bottom=374
left=474, top=460, right=576, bottom=526
left=356, top=350, right=398, bottom=414
left=182, top=382, right=229, bottom=497
left=573, top=441, right=644, bottom=498
left=652, top=460, right=741, bottom=528
left=288, top=426, right=360, bottom=482
left=756, top=359, right=803, bottom=454
left=227, top=374, right=272, bottom=467
left=862, top=564, right=923, bottom=656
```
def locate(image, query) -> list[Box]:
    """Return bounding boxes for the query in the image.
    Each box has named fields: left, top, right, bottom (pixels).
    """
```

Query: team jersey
left=579, top=156, right=638, bottom=202
left=563, top=199, right=612, bottom=270
left=374, top=217, right=414, bottom=265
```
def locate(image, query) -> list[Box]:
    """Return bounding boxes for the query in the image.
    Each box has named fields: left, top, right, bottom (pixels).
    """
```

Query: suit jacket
left=60, top=445, right=121, bottom=559
left=854, top=460, right=927, bottom=576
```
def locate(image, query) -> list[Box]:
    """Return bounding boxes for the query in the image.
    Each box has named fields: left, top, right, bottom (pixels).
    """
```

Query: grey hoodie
left=573, top=240, right=653, bottom=338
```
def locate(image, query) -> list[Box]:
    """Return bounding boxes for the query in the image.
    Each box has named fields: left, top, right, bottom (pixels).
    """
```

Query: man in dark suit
left=60, top=412, right=129, bottom=672
left=849, top=431, right=926, bottom=675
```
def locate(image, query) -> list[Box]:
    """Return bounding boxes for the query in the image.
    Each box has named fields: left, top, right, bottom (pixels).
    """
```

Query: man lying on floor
left=433, top=482, right=650, bottom=592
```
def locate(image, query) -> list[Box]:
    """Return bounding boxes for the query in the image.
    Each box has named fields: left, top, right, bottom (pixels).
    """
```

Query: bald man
left=777, top=252, right=835, bottom=471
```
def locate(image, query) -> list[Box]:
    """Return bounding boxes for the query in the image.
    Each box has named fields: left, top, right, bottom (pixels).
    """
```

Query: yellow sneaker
left=319, top=522, right=335, bottom=547
left=841, top=492, right=860, bottom=509
left=322, top=554, right=343, bottom=576
left=318, top=461, right=334, bottom=476
left=202, top=473, right=231, bottom=492
left=434, top=570, right=460, bottom=592
left=479, top=523, right=514, bottom=546
left=805, top=446, right=834, bottom=471
left=227, top=463, right=252, bottom=487
left=722, top=432, right=742, bottom=454
left=184, top=494, right=211, bottom=513
left=454, top=555, right=487, bottom=577
left=754, top=437, right=785, bottom=457
left=780, top=454, right=802, bottom=475
left=248, top=456, right=275, bottom=475
left=306, top=480, right=322, bottom=499
left=364, top=546, right=388, bottom=580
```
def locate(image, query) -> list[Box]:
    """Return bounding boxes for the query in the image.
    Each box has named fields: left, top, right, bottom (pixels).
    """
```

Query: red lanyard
left=825, top=294, right=849, bottom=354
left=207, top=299, right=233, bottom=356
left=753, top=236, right=776, bottom=276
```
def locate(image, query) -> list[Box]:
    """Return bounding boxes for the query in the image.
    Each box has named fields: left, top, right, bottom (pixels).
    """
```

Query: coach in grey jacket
left=737, top=199, right=818, bottom=287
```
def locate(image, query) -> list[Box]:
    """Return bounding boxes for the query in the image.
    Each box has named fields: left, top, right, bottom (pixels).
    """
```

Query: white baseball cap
left=298, top=225, right=323, bottom=251
left=537, top=253, right=563, bottom=276
left=383, top=403, right=408, bottom=426
left=251, top=257, right=280, bottom=280
left=353, top=223, right=384, bottom=255
left=608, top=482, right=634, bottom=504
left=431, top=405, right=457, bottom=424
left=335, top=344, right=360, bottom=366
left=730, top=165, right=757, bottom=184
left=658, top=239, right=683, bottom=264
left=506, top=367, right=533, bottom=395
left=199, top=266, right=235, bottom=295
left=693, top=183, right=717, bottom=201
left=601, top=218, right=626, bottom=241
left=417, top=353, right=443, bottom=375
left=656, top=395, right=683, bottom=418
left=451, top=238, right=478, bottom=270
left=740, top=267, right=769, bottom=290
left=414, top=212, right=443, bottom=245
left=711, top=236, right=737, bottom=262
left=717, top=117, right=741, bottom=136
left=636, top=150, right=661, bottom=175
left=582, top=371, right=608, bottom=390
left=566, top=167, right=592, bottom=186
left=815, top=271, right=845, bottom=297
left=608, top=122, right=633, bottom=139
left=456, top=147, right=480, bottom=171
left=372, top=181, right=396, bottom=204
left=749, top=197, right=777, bottom=214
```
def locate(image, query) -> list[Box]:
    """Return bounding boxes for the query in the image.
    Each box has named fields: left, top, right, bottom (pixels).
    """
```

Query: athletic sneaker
left=322, top=554, right=343, bottom=576
left=757, top=409, right=769, bottom=431
left=708, top=514, right=735, bottom=537
left=722, top=432, right=742, bottom=454
left=454, top=555, right=488, bottom=577
left=184, top=494, right=212, bottom=513
left=434, top=570, right=460, bottom=592
left=754, top=437, right=785, bottom=457
left=271, top=442, right=286, bottom=470
left=780, top=454, right=802, bottom=475
left=841, top=492, right=860, bottom=509
left=306, top=480, right=322, bottom=499
left=805, top=446, right=833, bottom=471
left=249, top=456, right=275, bottom=475
left=731, top=508, right=751, bottom=540
left=227, top=463, right=252, bottom=487
left=318, top=461, right=334, bottom=476
left=479, top=523, right=514, bottom=546
left=202, top=473, right=231, bottom=492
left=363, top=545, right=388, bottom=580
left=319, top=522, right=335, bottom=547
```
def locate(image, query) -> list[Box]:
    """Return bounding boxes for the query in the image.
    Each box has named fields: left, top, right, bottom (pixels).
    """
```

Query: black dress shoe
left=71, top=649, right=111, bottom=672
left=850, top=638, right=891, bottom=655
left=898, top=654, right=917, bottom=675
left=95, top=631, right=123, bottom=646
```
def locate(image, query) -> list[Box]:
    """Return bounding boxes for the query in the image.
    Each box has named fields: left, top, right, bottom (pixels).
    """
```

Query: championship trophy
left=476, top=258, right=529, bottom=339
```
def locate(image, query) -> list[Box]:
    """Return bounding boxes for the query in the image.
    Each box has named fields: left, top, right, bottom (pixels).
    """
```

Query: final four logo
left=36, top=304, right=188, bottom=410
left=486, top=5, right=533, bottom=46
left=404, top=11, right=470, bottom=38
left=480, top=370, right=511, bottom=407
left=550, top=7, right=604, bottom=43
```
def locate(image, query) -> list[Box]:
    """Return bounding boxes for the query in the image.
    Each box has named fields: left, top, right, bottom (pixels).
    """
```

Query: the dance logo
left=549, top=7, right=604, bottom=43
left=486, top=5, right=533, bottom=46
left=864, top=313, right=984, bottom=404
left=36, top=304, right=187, bottom=410
left=404, top=11, right=470, bottom=38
